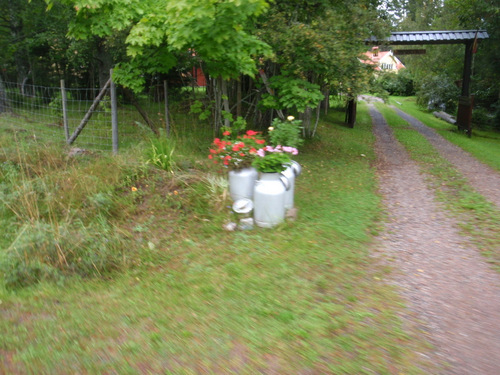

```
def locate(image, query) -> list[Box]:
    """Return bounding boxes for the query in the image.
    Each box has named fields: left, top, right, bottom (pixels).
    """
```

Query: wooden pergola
left=365, top=30, right=489, bottom=135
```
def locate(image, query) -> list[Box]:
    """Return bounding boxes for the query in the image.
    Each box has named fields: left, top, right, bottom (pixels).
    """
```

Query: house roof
left=366, top=30, right=489, bottom=45
left=361, top=49, right=405, bottom=71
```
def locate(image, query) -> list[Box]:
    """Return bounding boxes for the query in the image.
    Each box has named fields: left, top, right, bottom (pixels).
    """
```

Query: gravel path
left=394, top=108, right=500, bottom=208
left=368, top=104, right=500, bottom=375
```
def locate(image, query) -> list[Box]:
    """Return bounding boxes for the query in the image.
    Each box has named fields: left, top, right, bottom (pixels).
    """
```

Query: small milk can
left=281, top=161, right=301, bottom=210
left=228, top=167, right=258, bottom=201
left=253, top=172, right=290, bottom=228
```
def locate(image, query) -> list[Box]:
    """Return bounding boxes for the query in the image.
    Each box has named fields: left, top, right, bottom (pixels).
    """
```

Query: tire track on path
left=394, top=107, right=500, bottom=209
left=369, top=104, right=500, bottom=375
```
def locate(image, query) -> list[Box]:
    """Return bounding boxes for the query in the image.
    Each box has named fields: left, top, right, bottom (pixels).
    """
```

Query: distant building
left=361, top=47, right=405, bottom=73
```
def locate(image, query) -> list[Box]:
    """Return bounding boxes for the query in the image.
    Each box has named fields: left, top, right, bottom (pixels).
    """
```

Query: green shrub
left=269, top=117, right=304, bottom=148
left=472, top=107, right=495, bottom=129
left=377, top=69, right=415, bottom=96
left=416, top=74, right=460, bottom=113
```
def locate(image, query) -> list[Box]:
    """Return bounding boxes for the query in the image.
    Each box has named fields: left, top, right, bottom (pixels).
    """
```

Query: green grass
left=376, top=102, right=500, bottom=271
left=0, top=104, right=432, bottom=373
left=389, top=96, right=500, bottom=172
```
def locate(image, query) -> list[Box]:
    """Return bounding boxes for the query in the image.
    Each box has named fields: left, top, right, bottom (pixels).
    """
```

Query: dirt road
left=369, top=103, right=500, bottom=374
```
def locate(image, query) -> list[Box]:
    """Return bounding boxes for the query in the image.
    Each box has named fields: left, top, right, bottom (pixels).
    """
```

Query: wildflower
left=268, top=126, right=274, bottom=131
left=131, top=187, right=138, bottom=192
left=173, top=190, right=179, bottom=195
left=223, top=130, right=231, bottom=136
left=246, top=130, right=258, bottom=136
left=287, top=116, right=295, bottom=121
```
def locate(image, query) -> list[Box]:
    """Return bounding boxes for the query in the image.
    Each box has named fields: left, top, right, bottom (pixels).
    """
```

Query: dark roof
left=366, top=30, right=489, bottom=45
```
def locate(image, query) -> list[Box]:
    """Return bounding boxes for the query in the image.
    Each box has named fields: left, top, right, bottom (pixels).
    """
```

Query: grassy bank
left=389, top=96, right=500, bottom=172
left=0, top=104, right=430, bottom=373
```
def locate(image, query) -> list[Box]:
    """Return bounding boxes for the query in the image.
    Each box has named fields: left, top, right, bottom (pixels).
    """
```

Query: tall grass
left=0, top=133, right=144, bottom=287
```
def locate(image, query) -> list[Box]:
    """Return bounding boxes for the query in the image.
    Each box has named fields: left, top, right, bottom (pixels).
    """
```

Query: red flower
left=255, top=139, right=265, bottom=144
left=208, top=155, right=213, bottom=159
left=209, top=149, right=217, bottom=154
left=246, top=130, right=258, bottom=136
left=249, top=148, right=257, bottom=154
left=223, top=131, right=231, bottom=136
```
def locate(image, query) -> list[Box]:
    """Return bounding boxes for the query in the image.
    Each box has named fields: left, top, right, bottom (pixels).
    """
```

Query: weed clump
left=0, top=140, right=141, bottom=289
left=1, top=220, right=126, bottom=289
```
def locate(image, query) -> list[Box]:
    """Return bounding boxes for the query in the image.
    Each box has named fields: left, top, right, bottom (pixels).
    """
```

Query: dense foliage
left=1, top=0, right=499, bottom=131
left=385, top=0, right=500, bottom=129
left=1, top=0, right=390, bottom=134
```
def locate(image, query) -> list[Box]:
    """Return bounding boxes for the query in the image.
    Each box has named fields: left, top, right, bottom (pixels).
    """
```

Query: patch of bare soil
left=369, top=104, right=500, bottom=374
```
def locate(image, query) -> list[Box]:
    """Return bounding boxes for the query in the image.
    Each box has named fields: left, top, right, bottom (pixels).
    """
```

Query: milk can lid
left=232, top=198, right=253, bottom=214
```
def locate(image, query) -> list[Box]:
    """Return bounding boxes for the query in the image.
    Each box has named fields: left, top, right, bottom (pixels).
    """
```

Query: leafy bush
left=472, top=107, right=495, bottom=130
left=416, top=74, right=460, bottom=113
left=377, top=69, right=415, bottom=96
left=260, top=75, right=324, bottom=113
left=269, top=117, right=304, bottom=148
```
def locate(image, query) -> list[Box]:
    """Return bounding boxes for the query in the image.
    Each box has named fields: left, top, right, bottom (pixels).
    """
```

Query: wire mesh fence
left=0, top=78, right=200, bottom=152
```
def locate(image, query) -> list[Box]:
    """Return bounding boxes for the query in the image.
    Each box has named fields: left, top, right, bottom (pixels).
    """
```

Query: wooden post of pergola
left=457, top=39, right=475, bottom=136
left=365, top=30, right=489, bottom=136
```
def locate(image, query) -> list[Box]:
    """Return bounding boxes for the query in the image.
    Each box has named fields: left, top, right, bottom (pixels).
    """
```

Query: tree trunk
left=123, top=88, right=159, bottom=136
left=259, top=70, right=285, bottom=121
left=96, top=38, right=113, bottom=89
left=301, top=106, right=313, bottom=138
left=221, top=77, right=231, bottom=128
left=236, top=76, right=242, bottom=119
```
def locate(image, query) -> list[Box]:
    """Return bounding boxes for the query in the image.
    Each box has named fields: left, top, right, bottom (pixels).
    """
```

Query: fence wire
left=0, top=80, right=193, bottom=151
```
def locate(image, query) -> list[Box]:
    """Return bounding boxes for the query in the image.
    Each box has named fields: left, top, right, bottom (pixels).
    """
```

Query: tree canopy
left=3, top=0, right=498, bottom=132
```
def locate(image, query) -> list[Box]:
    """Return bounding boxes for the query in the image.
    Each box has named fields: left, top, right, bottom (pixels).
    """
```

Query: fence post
left=60, top=80, right=69, bottom=143
left=110, top=69, right=118, bottom=154
left=164, top=80, right=170, bottom=136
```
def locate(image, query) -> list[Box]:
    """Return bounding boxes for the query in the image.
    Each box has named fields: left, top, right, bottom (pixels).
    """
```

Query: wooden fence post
left=60, top=80, right=69, bottom=142
left=110, top=70, right=118, bottom=153
left=67, top=77, right=111, bottom=145
left=164, top=80, right=170, bottom=137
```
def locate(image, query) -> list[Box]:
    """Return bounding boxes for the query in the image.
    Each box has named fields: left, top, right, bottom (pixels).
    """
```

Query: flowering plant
left=252, top=145, right=299, bottom=173
left=268, top=116, right=304, bottom=149
left=208, top=129, right=266, bottom=169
